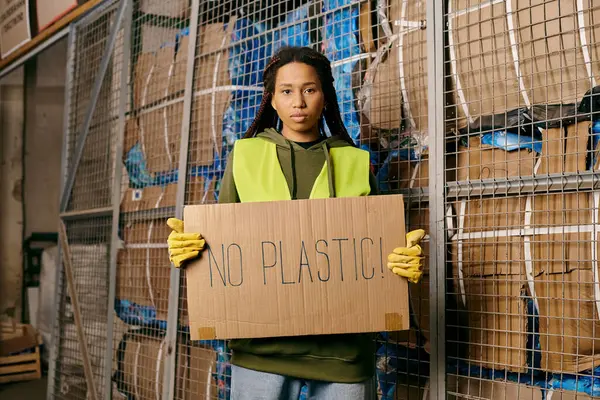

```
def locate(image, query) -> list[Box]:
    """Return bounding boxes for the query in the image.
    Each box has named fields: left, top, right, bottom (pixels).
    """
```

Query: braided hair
left=243, top=46, right=355, bottom=146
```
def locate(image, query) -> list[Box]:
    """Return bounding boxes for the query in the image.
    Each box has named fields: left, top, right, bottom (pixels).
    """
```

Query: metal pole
left=105, top=0, right=133, bottom=397
left=59, top=0, right=129, bottom=213
left=427, top=0, right=447, bottom=397
left=47, top=24, right=77, bottom=400
left=162, top=0, right=202, bottom=398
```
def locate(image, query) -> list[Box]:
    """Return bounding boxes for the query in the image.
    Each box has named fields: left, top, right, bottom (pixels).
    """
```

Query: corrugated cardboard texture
left=185, top=22, right=233, bottom=167
left=456, top=197, right=527, bottom=276
left=564, top=122, right=591, bottom=173
left=452, top=197, right=529, bottom=372
left=184, top=195, right=410, bottom=340
left=453, top=191, right=600, bottom=374
left=119, top=334, right=216, bottom=400
left=458, top=275, right=529, bottom=372
left=369, top=1, right=427, bottom=131
left=450, top=0, right=600, bottom=123
left=530, top=192, right=600, bottom=373
left=116, top=219, right=174, bottom=321
left=538, top=127, right=565, bottom=175
left=457, top=137, right=537, bottom=181
left=120, top=177, right=217, bottom=213
left=446, top=376, right=543, bottom=400
left=120, top=183, right=177, bottom=213
left=392, top=157, right=429, bottom=190
left=536, top=269, right=600, bottom=373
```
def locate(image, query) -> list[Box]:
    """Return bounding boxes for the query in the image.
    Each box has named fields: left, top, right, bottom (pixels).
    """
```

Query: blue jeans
left=230, top=365, right=376, bottom=400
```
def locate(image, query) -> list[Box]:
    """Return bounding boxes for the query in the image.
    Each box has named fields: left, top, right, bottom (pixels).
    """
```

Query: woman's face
left=271, top=62, right=325, bottom=142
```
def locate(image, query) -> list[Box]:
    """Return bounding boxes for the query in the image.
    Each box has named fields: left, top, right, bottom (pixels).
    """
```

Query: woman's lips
left=290, top=114, right=308, bottom=122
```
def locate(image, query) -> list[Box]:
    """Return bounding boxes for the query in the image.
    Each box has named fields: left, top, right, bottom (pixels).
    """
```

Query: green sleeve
left=218, top=151, right=240, bottom=204
left=369, top=171, right=380, bottom=196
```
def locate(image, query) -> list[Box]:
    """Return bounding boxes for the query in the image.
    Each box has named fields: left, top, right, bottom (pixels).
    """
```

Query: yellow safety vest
left=232, top=138, right=371, bottom=202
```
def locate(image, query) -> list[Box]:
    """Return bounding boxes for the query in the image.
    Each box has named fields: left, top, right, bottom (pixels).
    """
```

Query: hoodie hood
left=256, top=128, right=354, bottom=150
left=254, top=128, right=355, bottom=198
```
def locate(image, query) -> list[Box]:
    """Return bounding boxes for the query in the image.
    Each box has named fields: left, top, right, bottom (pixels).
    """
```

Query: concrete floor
left=0, top=376, right=47, bottom=399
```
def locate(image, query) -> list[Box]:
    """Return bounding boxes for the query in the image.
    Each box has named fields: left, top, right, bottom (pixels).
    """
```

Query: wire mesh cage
left=49, top=0, right=600, bottom=399
left=444, top=0, right=600, bottom=399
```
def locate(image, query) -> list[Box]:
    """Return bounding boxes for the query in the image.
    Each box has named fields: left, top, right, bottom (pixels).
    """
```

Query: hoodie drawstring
left=285, top=139, right=298, bottom=199
left=322, top=141, right=336, bottom=198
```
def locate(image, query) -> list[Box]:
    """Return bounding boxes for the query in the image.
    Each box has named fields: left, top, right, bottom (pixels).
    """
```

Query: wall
left=24, top=40, right=66, bottom=237
left=0, top=67, right=24, bottom=317
left=0, top=39, right=67, bottom=321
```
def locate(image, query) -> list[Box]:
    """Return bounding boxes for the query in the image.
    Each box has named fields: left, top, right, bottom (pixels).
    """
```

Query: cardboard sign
left=0, top=0, right=32, bottom=58
left=184, top=195, right=410, bottom=340
left=36, top=0, right=78, bottom=32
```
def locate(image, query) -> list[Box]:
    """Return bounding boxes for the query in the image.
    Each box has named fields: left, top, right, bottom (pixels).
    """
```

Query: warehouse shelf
left=0, top=0, right=105, bottom=80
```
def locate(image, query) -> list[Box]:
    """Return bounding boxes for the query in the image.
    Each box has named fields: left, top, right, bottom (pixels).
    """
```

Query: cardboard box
left=120, top=176, right=217, bottom=213
left=451, top=196, right=531, bottom=372
left=368, top=1, right=427, bottom=131
left=451, top=190, right=600, bottom=374
left=530, top=192, right=600, bottom=373
left=121, top=184, right=177, bottom=213
left=449, top=0, right=600, bottom=124
left=118, top=334, right=216, bottom=400
left=446, top=376, right=543, bottom=400
left=184, top=195, right=410, bottom=340
left=0, top=0, right=33, bottom=58
left=116, top=219, right=173, bottom=322
left=133, top=22, right=232, bottom=171
left=392, top=157, right=429, bottom=190
left=36, top=0, right=78, bottom=32
left=456, top=137, right=536, bottom=181
left=185, top=21, right=233, bottom=167
left=139, top=0, right=189, bottom=19
left=398, top=377, right=545, bottom=400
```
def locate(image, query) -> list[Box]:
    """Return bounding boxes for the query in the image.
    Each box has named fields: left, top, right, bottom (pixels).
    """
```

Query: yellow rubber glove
left=387, top=229, right=426, bottom=283
left=167, top=218, right=206, bottom=268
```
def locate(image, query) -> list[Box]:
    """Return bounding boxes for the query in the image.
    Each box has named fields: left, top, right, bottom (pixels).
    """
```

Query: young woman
left=167, top=46, right=425, bottom=400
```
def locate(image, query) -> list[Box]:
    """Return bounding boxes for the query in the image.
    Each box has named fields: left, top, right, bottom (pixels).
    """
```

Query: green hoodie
left=218, top=128, right=378, bottom=383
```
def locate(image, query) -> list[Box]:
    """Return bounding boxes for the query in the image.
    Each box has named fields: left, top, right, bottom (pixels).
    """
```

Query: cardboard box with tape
left=184, top=195, right=410, bottom=341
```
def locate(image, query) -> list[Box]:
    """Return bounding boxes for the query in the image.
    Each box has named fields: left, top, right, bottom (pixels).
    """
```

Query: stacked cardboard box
left=116, top=218, right=176, bottom=323
left=449, top=0, right=600, bottom=128
left=120, top=21, right=231, bottom=214
left=367, top=0, right=428, bottom=132
left=451, top=122, right=600, bottom=373
left=396, top=377, right=596, bottom=400
left=117, top=333, right=216, bottom=399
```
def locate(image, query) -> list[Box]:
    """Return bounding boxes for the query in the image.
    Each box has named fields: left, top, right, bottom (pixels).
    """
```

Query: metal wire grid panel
left=443, top=0, right=600, bottom=399
left=47, top=0, right=600, bottom=399
left=111, top=1, right=431, bottom=399
left=49, top=0, right=130, bottom=399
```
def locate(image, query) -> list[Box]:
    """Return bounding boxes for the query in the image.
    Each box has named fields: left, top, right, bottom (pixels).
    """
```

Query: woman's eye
left=282, top=89, right=291, bottom=95
left=305, top=88, right=315, bottom=94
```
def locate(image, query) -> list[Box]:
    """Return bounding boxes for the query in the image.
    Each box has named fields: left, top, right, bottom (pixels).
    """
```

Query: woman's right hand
left=166, top=218, right=206, bottom=268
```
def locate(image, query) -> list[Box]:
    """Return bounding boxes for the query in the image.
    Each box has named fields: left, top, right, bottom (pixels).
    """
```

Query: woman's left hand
left=387, top=229, right=426, bottom=283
